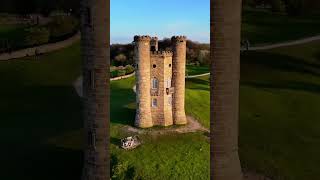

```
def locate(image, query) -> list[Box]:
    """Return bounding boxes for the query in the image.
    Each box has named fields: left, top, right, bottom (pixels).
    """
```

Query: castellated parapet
left=134, top=35, right=187, bottom=128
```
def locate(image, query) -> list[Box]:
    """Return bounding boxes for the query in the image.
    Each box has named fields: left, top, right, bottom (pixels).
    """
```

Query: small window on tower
left=166, top=79, right=171, bottom=88
left=88, top=131, right=96, bottom=149
left=152, top=98, right=157, bottom=107
left=168, top=96, right=172, bottom=106
left=88, top=70, right=95, bottom=89
left=151, top=46, right=156, bottom=51
left=152, top=78, right=158, bottom=89
left=153, top=64, right=156, bottom=68
left=169, top=64, right=171, bottom=67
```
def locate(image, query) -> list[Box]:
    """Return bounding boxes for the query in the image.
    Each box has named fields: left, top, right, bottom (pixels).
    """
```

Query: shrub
left=111, top=70, right=118, bottom=78
left=117, top=69, right=126, bottom=77
left=125, top=65, right=135, bottom=74
left=24, top=27, right=50, bottom=46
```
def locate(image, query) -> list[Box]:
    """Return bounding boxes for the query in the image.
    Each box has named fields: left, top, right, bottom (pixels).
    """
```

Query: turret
left=150, top=37, right=158, bottom=51
left=134, top=35, right=153, bottom=128
left=171, top=36, right=187, bottom=125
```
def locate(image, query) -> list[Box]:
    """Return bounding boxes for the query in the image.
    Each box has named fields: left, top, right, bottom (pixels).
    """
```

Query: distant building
left=134, top=35, right=187, bottom=128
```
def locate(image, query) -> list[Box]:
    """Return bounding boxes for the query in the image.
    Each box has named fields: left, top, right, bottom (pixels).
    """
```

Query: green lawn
left=186, top=65, right=209, bottom=76
left=0, top=24, right=26, bottom=49
left=242, top=8, right=320, bottom=45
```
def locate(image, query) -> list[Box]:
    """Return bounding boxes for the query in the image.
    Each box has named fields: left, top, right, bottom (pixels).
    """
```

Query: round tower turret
left=171, top=36, right=187, bottom=125
left=134, top=35, right=153, bottom=128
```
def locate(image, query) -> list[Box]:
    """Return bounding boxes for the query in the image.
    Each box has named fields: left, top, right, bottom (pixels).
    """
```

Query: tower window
left=88, top=70, right=95, bottom=89
left=88, top=131, right=96, bottom=149
left=168, top=96, right=172, bottom=106
left=166, top=78, right=171, bottom=88
left=152, top=78, right=158, bottom=89
left=151, top=46, right=156, bottom=51
left=169, top=64, right=171, bottom=67
left=152, top=98, right=157, bottom=107
left=153, top=64, right=156, bottom=68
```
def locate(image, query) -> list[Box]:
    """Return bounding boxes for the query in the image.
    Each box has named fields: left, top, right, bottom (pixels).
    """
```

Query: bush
left=111, top=70, right=118, bottom=78
left=125, top=65, right=135, bottom=74
left=24, top=27, right=50, bottom=46
left=47, top=15, right=79, bottom=40
left=117, top=69, right=126, bottom=77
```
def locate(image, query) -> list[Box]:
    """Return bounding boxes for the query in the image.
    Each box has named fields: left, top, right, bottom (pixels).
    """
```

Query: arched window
left=152, top=78, right=158, bottom=89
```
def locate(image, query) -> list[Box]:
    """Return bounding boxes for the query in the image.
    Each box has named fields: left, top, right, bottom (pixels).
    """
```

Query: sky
left=111, top=0, right=210, bottom=44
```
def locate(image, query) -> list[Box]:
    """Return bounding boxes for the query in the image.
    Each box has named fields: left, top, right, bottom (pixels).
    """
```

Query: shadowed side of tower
left=80, top=0, right=110, bottom=179
left=171, top=36, right=187, bottom=125
left=134, top=35, right=153, bottom=128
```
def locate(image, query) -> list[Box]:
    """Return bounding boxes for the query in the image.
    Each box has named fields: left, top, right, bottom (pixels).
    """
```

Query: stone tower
left=134, top=35, right=186, bottom=128
left=172, top=36, right=187, bottom=125
left=80, top=0, right=110, bottom=179
left=134, top=36, right=153, bottom=128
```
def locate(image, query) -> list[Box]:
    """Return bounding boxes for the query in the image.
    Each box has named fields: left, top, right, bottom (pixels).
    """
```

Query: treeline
left=244, top=0, right=320, bottom=16
left=111, top=39, right=210, bottom=67
left=0, top=0, right=80, bottom=16
left=0, top=15, right=79, bottom=53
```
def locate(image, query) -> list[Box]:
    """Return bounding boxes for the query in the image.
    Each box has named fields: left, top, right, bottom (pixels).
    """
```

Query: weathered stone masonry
left=134, top=35, right=187, bottom=128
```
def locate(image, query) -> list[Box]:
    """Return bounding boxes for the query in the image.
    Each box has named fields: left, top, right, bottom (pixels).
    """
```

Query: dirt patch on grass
left=123, top=115, right=209, bottom=136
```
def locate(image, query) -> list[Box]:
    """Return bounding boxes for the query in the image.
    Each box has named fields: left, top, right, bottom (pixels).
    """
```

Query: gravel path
left=243, top=34, right=320, bottom=51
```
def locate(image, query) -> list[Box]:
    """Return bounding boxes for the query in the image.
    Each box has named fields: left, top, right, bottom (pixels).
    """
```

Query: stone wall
left=150, top=51, right=173, bottom=126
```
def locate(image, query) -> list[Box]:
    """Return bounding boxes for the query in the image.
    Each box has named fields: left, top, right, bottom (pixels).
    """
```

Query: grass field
left=0, top=39, right=320, bottom=179
left=242, top=8, right=320, bottom=45
left=186, top=65, right=209, bottom=76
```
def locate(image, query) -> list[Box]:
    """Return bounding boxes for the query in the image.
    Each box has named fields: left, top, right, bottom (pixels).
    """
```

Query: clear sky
left=111, top=0, right=209, bottom=44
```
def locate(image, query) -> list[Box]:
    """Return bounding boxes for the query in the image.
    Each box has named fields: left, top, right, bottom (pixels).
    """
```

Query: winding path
left=243, top=34, right=320, bottom=51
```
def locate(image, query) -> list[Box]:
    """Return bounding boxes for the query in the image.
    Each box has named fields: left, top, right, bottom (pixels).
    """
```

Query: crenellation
left=134, top=35, right=151, bottom=41
left=150, top=50, right=173, bottom=57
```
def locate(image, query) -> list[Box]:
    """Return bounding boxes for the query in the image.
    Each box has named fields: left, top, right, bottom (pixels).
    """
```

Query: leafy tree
left=125, top=65, right=135, bottom=75
left=114, top=54, right=127, bottom=66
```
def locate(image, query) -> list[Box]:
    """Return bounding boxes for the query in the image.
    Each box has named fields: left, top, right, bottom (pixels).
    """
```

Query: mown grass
left=242, top=9, right=320, bottom=45
left=239, top=40, right=320, bottom=180
left=186, top=65, right=209, bottom=76
left=0, top=42, right=83, bottom=180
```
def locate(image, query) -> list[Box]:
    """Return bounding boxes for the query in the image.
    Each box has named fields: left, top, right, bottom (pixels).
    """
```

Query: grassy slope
left=0, top=42, right=83, bottom=180
left=242, top=9, right=320, bottom=45
left=239, top=41, right=320, bottom=179
left=186, top=65, right=209, bottom=76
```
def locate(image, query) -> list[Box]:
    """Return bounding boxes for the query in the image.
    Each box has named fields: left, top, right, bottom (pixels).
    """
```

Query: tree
left=211, top=0, right=243, bottom=179
left=114, top=53, right=127, bottom=66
